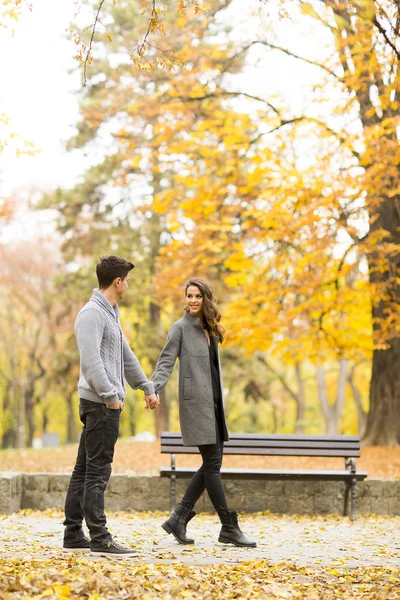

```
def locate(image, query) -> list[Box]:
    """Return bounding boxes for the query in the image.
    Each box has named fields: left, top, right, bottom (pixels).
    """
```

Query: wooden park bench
left=160, top=432, right=368, bottom=519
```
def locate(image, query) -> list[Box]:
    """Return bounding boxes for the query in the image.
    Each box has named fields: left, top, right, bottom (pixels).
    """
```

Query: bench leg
left=343, top=482, right=350, bottom=516
left=350, top=478, right=357, bottom=521
left=170, top=474, right=177, bottom=515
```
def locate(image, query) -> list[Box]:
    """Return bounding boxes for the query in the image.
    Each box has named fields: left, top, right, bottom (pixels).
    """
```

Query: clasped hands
left=107, top=392, right=159, bottom=412
left=144, top=392, right=160, bottom=410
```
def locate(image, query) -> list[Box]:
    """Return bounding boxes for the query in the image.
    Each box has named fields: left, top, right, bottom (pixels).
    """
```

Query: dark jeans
left=63, top=398, right=120, bottom=545
left=181, top=403, right=228, bottom=513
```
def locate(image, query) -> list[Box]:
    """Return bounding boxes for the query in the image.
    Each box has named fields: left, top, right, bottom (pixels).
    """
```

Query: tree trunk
left=348, top=365, right=367, bottom=437
left=316, top=359, right=348, bottom=435
left=294, top=363, right=305, bottom=434
left=24, top=386, right=35, bottom=448
left=316, top=366, right=335, bottom=435
left=150, top=297, right=170, bottom=437
left=271, top=403, right=278, bottom=433
left=2, top=427, right=15, bottom=449
left=129, top=399, right=136, bottom=437
left=66, top=391, right=78, bottom=443
left=2, top=380, right=16, bottom=448
left=15, top=379, right=25, bottom=449
left=155, top=389, right=170, bottom=437
left=363, top=342, right=400, bottom=445
left=257, top=355, right=306, bottom=433
left=363, top=187, right=400, bottom=444
left=43, top=409, right=49, bottom=434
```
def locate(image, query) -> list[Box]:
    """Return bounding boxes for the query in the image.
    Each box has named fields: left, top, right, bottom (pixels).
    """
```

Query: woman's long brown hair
left=184, top=278, right=225, bottom=343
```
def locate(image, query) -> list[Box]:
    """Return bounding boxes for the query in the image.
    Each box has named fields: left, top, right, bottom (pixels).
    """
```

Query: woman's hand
left=144, top=392, right=160, bottom=410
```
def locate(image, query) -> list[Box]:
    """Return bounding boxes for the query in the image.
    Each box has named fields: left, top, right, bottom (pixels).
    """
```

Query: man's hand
left=107, top=400, right=124, bottom=410
left=144, top=392, right=160, bottom=410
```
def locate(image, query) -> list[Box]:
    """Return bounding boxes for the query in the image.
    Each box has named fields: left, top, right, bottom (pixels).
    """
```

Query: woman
left=151, top=278, right=256, bottom=548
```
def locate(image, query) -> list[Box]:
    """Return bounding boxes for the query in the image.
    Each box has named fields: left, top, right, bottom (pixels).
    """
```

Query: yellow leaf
left=300, top=2, right=321, bottom=20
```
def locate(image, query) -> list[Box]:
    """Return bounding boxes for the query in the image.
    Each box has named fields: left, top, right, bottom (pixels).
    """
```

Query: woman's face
left=186, top=285, right=204, bottom=318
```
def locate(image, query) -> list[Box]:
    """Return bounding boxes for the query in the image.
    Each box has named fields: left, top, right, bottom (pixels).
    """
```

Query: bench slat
left=161, top=440, right=360, bottom=450
left=160, top=467, right=368, bottom=481
left=161, top=432, right=360, bottom=442
left=161, top=446, right=360, bottom=457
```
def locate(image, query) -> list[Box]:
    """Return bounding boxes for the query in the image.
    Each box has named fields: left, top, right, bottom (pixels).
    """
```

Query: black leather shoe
left=217, top=509, right=257, bottom=548
left=162, top=503, right=196, bottom=544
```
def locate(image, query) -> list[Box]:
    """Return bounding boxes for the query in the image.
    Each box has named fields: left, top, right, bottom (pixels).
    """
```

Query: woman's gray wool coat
left=151, top=312, right=229, bottom=446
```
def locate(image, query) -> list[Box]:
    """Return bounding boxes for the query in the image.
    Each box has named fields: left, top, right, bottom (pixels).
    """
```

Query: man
left=63, top=255, right=159, bottom=557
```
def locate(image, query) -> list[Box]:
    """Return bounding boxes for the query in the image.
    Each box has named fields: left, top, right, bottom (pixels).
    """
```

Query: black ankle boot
left=217, top=509, right=257, bottom=548
left=161, top=503, right=196, bottom=545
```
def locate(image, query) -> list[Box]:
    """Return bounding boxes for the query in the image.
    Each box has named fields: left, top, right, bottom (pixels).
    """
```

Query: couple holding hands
left=63, top=255, right=256, bottom=557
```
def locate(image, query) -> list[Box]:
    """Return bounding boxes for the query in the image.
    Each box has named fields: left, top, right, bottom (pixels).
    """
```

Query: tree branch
left=178, top=90, right=281, bottom=116
left=334, top=357, right=349, bottom=418
left=248, top=40, right=339, bottom=79
left=248, top=114, right=360, bottom=161
left=84, top=0, right=105, bottom=86
left=347, top=362, right=367, bottom=435
left=131, top=0, right=156, bottom=60
left=373, top=16, right=400, bottom=61
left=316, top=365, right=331, bottom=422
left=265, top=116, right=304, bottom=135
left=256, top=354, right=299, bottom=404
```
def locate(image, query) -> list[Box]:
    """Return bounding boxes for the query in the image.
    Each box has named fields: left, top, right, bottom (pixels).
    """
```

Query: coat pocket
left=183, top=377, right=192, bottom=400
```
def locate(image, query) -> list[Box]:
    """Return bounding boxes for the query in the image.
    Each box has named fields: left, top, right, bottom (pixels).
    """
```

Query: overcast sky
left=0, top=0, right=84, bottom=194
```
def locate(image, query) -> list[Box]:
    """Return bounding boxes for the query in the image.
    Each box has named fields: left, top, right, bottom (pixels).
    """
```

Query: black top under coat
left=208, top=335, right=221, bottom=401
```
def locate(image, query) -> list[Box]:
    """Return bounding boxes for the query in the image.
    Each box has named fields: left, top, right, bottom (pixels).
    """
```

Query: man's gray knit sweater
left=75, top=289, right=154, bottom=406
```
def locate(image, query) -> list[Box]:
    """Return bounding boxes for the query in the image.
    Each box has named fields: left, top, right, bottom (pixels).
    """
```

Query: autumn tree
left=320, top=0, right=400, bottom=445
left=255, top=0, right=400, bottom=444
left=0, top=239, right=76, bottom=447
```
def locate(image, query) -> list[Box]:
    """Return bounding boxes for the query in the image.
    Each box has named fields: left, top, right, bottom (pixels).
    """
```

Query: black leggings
left=181, top=412, right=228, bottom=513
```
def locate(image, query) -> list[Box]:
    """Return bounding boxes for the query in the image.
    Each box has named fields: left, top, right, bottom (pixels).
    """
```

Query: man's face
left=116, top=274, right=129, bottom=300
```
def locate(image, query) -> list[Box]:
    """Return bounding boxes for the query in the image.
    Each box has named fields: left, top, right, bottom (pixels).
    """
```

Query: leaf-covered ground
left=1, top=557, right=399, bottom=599
left=1, top=510, right=399, bottom=599
left=1, top=442, right=400, bottom=480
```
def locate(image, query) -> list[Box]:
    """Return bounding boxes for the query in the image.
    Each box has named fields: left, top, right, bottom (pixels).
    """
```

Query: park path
left=1, top=510, right=399, bottom=569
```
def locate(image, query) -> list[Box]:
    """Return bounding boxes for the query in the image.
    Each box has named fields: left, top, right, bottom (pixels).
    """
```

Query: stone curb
left=0, top=473, right=399, bottom=516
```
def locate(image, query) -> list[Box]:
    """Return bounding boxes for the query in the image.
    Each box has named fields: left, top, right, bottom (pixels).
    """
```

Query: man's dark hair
left=96, top=255, right=135, bottom=289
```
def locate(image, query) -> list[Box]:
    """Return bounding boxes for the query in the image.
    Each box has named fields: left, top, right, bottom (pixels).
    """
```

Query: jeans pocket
left=80, top=399, right=104, bottom=428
